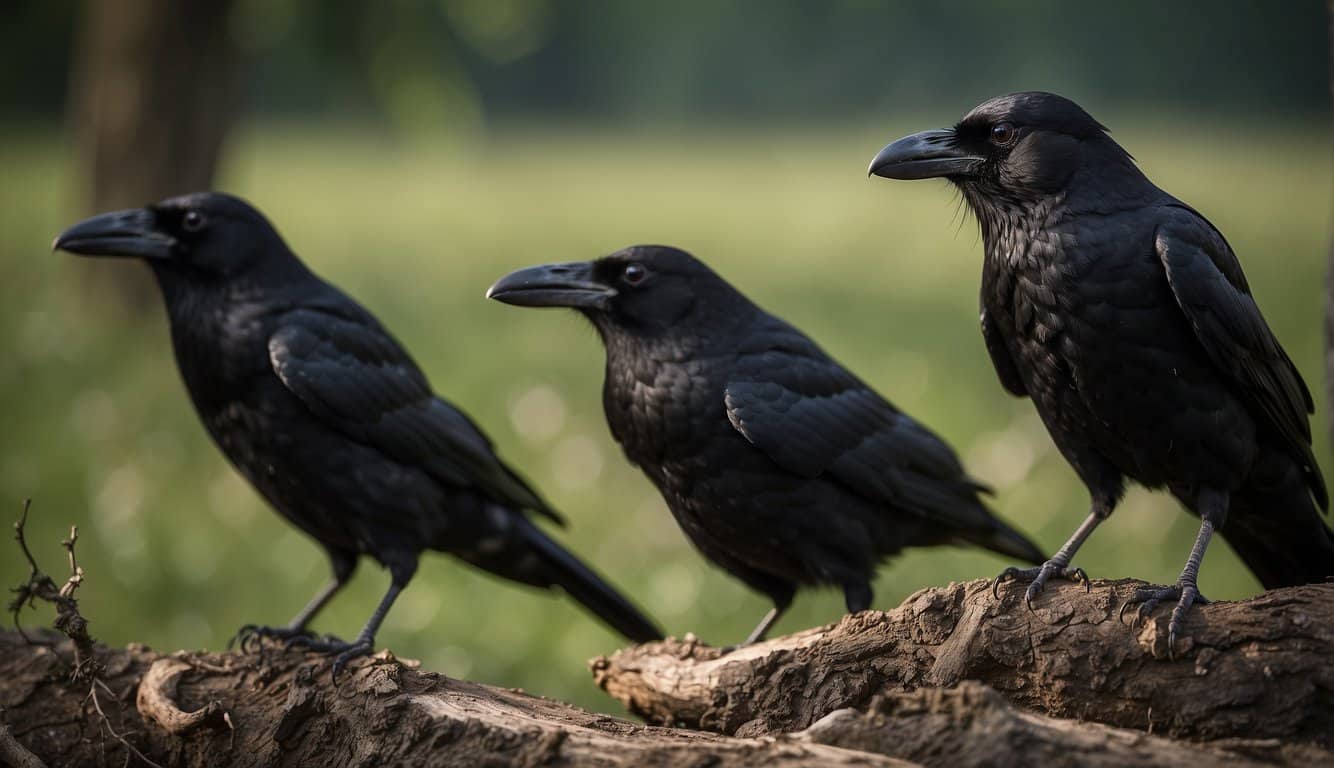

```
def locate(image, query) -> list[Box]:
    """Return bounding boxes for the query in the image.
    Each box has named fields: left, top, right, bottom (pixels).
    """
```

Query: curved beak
left=868, top=129, right=983, bottom=180
left=486, top=261, right=616, bottom=310
left=53, top=208, right=176, bottom=259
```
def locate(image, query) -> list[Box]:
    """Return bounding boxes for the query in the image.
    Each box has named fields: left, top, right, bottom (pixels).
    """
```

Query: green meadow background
left=2, top=118, right=1328, bottom=711
left=1, top=0, right=1329, bottom=714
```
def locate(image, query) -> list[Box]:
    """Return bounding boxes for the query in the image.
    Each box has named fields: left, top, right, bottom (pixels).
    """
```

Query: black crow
left=487, top=247, right=1044, bottom=644
left=55, top=192, right=661, bottom=675
left=869, top=92, right=1333, bottom=648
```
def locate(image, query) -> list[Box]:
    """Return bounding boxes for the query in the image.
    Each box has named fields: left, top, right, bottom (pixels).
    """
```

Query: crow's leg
left=742, top=605, right=786, bottom=646
left=740, top=583, right=795, bottom=647
left=1119, top=489, right=1223, bottom=657
left=292, top=558, right=416, bottom=682
left=993, top=494, right=1114, bottom=608
left=234, top=549, right=357, bottom=651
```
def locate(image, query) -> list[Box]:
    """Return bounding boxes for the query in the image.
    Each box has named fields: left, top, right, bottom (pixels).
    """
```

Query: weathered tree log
left=4, top=630, right=1329, bottom=768
left=5, top=525, right=1331, bottom=768
left=802, top=682, right=1333, bottom=768
left=0, top=632, right=905, bottom=767
left=592, top=578, right=1334, bottom=746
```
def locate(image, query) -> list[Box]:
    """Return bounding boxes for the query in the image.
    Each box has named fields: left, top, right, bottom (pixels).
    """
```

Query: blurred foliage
left=2, top=0, right=1329, bottom=130
left=0, top=116, right=1329, bottom=712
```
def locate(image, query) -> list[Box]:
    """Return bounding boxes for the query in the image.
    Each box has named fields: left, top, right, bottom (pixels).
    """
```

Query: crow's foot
left=230, top=624, right=321, bottom=654
left=991, top=561, right=1090, bottom=609
left=286, top=634, right=375, bottom=681
left=1118, top=582, right=1208, bottom=659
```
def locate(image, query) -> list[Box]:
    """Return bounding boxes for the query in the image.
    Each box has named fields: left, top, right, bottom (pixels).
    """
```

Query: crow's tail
left=1224, top=449, right=1334, bottom=590
left=955, top=510, right=1047, bottom=566
left=461, top=509, right=663, bottom=643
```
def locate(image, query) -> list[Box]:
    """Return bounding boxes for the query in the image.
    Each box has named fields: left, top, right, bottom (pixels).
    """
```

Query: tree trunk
left=4, top=579, right=1332, bottom=767
left=68, top=0, right=238, bottom=309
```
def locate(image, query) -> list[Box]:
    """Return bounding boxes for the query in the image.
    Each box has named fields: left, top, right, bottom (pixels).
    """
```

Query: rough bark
left=4, top=630, right=1330, bottom=768
left=802, top=682, right=1333, bottom=768
left=592, top=578, right=1334, bottom=746
left=6, top=520, right=1331, bottom=767
left=68, top=0, right=238, bottom=308
left=0, top=633, right=906, bottom=768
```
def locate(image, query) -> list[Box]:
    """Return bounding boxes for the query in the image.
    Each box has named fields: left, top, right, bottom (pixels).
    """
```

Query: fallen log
left=591, top=578, right=1334, bottom=745
left=6, top=511, right=1332, bottom=767
left=5, top=631, right=1330, bottom=767
left=0, top=633, right=906, bottom=768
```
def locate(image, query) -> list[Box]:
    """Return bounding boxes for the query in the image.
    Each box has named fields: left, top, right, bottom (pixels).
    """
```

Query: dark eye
left=182, top=210, right=207, bottom=232
left=622, top=263, right=648, bottom=285
left=990, top=122, right=1016, bottom=147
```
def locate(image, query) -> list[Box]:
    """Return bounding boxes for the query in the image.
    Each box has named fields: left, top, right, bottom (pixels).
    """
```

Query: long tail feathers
left=958, top=513, right=1047, bottom=566
left=476, top=513, right=662, bottom=642
left=1224, top=451, right=1334, bottom=590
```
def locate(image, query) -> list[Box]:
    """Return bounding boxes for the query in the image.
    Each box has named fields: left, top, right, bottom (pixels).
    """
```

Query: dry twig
left=7, top=500, right=99, bottom=680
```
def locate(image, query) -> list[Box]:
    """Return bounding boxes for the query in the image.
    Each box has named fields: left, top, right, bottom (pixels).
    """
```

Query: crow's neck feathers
left=150, top=247, right=344, bottom=408
left=963, top=135, right=1157, bottom=269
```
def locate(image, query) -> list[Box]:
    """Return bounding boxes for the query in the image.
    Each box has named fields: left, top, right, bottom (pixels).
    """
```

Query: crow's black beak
left=486, top=261, right=616, bottom=310
left=53, top=208, right=176, bottom=259
left=868, top=129, right=984, bottom=180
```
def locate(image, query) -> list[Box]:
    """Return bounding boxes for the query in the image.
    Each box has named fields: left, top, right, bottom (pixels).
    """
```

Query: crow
left=869, top=91, right=1333, bottom=647
left=487, top=247, right=1044, bottom=644
left=55, top=192, right=662, bottom=675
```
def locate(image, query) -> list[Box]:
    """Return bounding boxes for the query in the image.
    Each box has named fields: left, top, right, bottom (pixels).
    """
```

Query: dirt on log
left=592, top=578, right=1334, bottom=747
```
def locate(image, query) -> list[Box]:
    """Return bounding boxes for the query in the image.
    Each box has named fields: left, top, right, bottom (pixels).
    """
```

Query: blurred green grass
left=0, top=117, right=1329, bottom=713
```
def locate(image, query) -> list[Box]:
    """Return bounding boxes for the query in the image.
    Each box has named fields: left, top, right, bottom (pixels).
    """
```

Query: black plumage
left=55, top=192, right=661, bottom=674
left=869, top=92, right=1333, bottom=645
left=488, top=248, right=1043, bottom=643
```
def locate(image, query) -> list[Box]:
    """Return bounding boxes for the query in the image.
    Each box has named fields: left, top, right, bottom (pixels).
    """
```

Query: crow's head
left=487, top=245, right=748, bottom=338
left=55, top=192, right=294, bottom=280
left=868, top=92, right=1132, bottom=205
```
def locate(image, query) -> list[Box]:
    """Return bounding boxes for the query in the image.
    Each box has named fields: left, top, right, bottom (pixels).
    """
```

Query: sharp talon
left=230, top=623, right=258, bottom=652
left=327, top=642, right=373, bottom=684
left=233, top=624, right=322, bottom=655
left=991, top=567, right=1020, bottom=600
left=990, top=561, right=1091, bottom=611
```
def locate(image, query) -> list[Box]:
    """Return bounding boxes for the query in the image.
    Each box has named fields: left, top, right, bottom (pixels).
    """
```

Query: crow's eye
left=182, top=210, right=207, bottom=232
left=990, top=122, right=1016, bottom=147
left=622, top=263, right=648, bottom=286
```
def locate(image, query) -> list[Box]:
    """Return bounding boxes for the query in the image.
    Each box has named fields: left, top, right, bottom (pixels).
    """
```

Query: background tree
left=68, top=0, right=239, bottom=308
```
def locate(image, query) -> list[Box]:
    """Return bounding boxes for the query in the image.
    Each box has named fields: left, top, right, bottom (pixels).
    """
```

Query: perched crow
left=487, top=247, right=1044, bottom=644
left=55, top=192, right=661, bottom=675
left=869, top=92, right=1333, bottom=646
